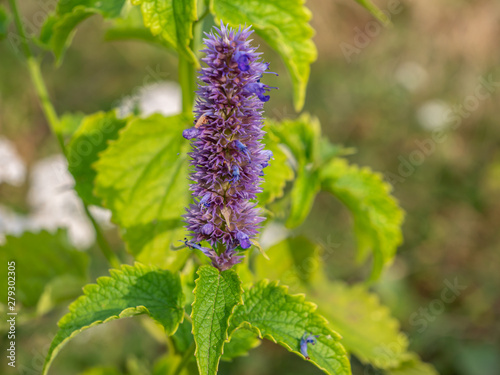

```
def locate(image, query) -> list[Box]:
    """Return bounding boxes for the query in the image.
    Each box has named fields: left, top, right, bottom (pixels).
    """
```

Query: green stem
left=173, top=341, right=196, bottom=375
left=83, top=205, right=120, bottom=268
left=179, top=55, right=196, bottom=115
left=8, top=0, right=119, bottom=268
left=27, top=58, right=66, bottom=152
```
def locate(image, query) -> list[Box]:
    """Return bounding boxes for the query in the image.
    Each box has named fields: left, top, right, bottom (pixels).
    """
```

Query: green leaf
left=191, top=265, right=243, bottom=375
left=56, top=112, right=86, bottom=139
left=104, top=6, right=173, bottom=49
left=67, top=111, right=128, bottom=206
left=42, top=263, right=184, bottom=375
left=287, top=165, right=320, bottom=228
left=258, top=129, right=294, bottom=205
left=94, top=114, right=191, bottom=268
left=268, top=114, right=321, bottom=165
left=354, top=0, right=391, bottom=27
left=131, top=0, right=198, bottom=66
left=254, top=236, right=321, bottom=291
left=320, top=158, right=404, bottom=280
left=213, top=0, right=317, bottom=111
left=0, top=229, right=88, bottom=308
left=267, top=115, right=323, bottom=227
left=39, top=0, right=126, bottom=63
left=230, top=280, right=351, bottom=375
left=0, top=5, right=10, bottom=41
left=312, top=281, right=409, bottom=369
left=222, top=328, right=260, bottom=361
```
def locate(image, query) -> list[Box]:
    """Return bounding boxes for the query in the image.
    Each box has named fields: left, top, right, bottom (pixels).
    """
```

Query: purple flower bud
left=201, top=223, right=215, bottom=235
left=183, top=127, right=200, bottom=140
left=246, top=82, right=272, bottom=102
left=236, top=231, right=251, bottom=249
left=183, top=23, right=277, bottom=270
left=234, top=51, right=251, bottom=71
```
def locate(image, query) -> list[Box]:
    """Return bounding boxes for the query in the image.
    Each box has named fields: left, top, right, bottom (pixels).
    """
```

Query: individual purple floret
left=300, top=333, right=319, bottom=360
left=182, top=23, right=276, bottom=271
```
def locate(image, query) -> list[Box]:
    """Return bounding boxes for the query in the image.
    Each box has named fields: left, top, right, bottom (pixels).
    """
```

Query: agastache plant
left=182, top=23, right=276, bottom=271
left=6, top=0, right=419, bottom=372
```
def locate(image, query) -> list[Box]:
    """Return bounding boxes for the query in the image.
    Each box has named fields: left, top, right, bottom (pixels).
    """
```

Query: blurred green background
left=1, top=0, right=499, bottom=374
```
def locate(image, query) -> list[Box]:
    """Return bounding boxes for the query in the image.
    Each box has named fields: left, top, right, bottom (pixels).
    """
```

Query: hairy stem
left=8, top=0, right=119, bottom=267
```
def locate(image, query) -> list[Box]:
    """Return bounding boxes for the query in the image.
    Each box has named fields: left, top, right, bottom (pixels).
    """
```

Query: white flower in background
left=118, top=81, right=181, bottom=118
left=0, top=154, right=112, bottom=248
left=0, top=137, right=26, bottom=186
left=416, top=100, right=451, bottom=131
left=395, top=61, right=428, bottom=92
left=27, top=155, right=95, bottom=249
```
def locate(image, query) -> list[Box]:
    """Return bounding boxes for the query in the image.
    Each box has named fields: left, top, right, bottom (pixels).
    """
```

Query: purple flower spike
left=183, top=127, right=200, bottom=140
left=183, top=23, right=276, bottom=271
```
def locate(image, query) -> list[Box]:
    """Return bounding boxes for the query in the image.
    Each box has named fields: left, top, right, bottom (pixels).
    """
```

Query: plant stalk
left=173, top=341, right=196, bottom=375
left=8, top=0, right=119, bottom=268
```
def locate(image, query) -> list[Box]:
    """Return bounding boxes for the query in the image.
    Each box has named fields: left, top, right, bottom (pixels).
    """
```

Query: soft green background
left=1, top=0, right=499, bottom=374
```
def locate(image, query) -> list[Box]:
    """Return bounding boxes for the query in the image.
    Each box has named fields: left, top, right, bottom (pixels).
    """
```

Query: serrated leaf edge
left=191, top=266, right=244, bottom=375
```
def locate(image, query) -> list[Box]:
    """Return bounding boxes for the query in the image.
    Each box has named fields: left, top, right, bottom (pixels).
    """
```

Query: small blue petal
left=236, top=231, right=251, bottom=249
left=229, top=165, right=240, bottom=184
left=183, top=127, right=200, bottom=140
left=234, top=51, right=251, bottom=71
left=199, top=193, right=211, bottom=207
left=300, top=332, right=318, bottom=360
left=261, top=150, right=274, bottom=168
left=235, top=140, right=250, bottom=158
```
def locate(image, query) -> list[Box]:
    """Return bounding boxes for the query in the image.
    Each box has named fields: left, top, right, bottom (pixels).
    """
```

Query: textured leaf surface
left=94, top=114, right=191, bottom=267
left=313, top=281, right=409, bottom=369
left=43, top=263, right=184, bottom=375
left=39, top=0, right=126, bottom=62
left=320, top=158, right=404, bottom=280
left=230, top=281, right=351, bottom=375
left=213, top=0, right=317, bottom=111
left=67, top=111, right=127, bottom=206
left=0, top=229, right=88, bottom=308
left=192, top=266, right=243, bottom=375
left=131, top=0, right=198, bottom=65
left=258, top=129, right=294, bottom=205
